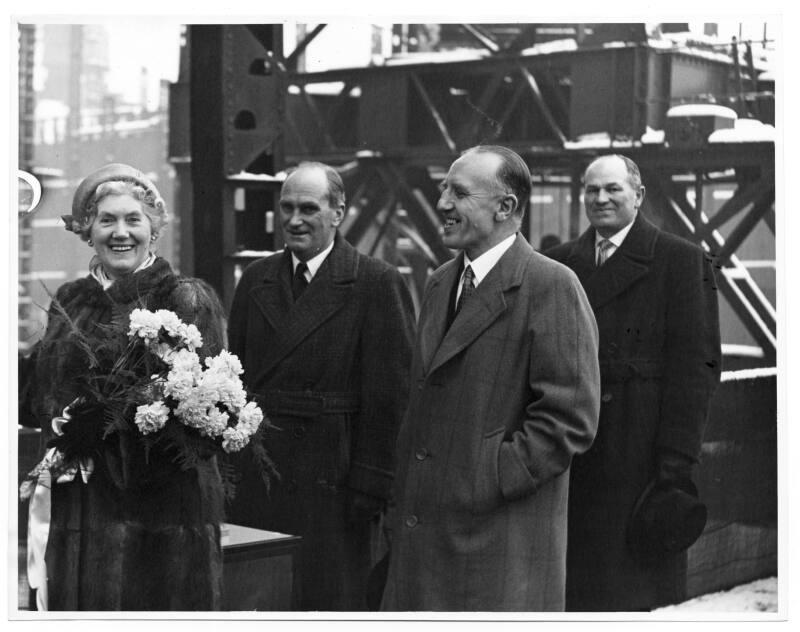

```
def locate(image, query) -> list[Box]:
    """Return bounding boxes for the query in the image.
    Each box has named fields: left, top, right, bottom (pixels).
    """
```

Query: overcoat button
left=405, top=515, right=419, bottom=528
left=601, top=393, right=613, bottom=403
left=293, top=425, right=306, bottom=438
left=415, top=448, right=428, bottom=461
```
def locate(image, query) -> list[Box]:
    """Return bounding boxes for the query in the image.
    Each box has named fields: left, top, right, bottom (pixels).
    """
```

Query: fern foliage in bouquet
left=21, top=306, right=275, bottom=500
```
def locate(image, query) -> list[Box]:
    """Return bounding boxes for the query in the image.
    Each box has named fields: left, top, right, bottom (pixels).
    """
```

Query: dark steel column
left=189, top=25, right=227, bottom=296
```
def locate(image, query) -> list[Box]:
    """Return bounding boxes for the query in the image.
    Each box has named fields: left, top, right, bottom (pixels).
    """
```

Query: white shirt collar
left=463, top=233, right=517, bottom=288
left=292, top=239, right=335, bottom=281
left=90, top=252, right=156, bottom=290
left=595, top=217, right=635, bottom=249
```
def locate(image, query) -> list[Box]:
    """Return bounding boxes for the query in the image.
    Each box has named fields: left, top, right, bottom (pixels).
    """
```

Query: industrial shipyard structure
left=17, top=21, right=778, bottom=609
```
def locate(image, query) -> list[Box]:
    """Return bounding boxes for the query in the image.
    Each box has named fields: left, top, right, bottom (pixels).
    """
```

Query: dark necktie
left=596, top=239, right=613, bottom=267
left=455, top=265, right=475, bottom=316
left=292, top=262, right=309, bottom=300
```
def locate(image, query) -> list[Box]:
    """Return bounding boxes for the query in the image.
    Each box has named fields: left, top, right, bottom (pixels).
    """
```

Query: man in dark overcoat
left=228, top=162, right=415, bottom=610
left=547, top=154, right=721, bottom=611
left=380, top=146, right=601, bottom=611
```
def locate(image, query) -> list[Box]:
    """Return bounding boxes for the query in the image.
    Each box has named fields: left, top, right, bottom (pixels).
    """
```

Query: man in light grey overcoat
left=380, top=146, right=601, bottom=611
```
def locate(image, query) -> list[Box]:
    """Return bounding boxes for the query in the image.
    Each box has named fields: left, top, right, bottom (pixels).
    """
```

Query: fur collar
left=57, top=257, right=180, bottom=311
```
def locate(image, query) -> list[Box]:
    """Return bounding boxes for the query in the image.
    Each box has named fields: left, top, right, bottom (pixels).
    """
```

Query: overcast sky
left=97, top=18, right=776, bottom=107
left=105, top=20, right=182, bottom=105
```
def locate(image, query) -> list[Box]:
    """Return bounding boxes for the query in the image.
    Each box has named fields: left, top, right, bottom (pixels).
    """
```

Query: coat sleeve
left=655, top=245, right=721, bottom=460
left=25, top=282, right=80, bottom=433
left=227, top=262, right=258, bottom=361
left=346, top=265, right=416, bottom=499
left=497, top=267, right=601, bottom=501
left=18, top=349, right=40, bottom=428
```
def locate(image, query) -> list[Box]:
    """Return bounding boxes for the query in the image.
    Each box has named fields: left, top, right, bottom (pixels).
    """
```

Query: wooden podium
left=222, top=524, right=301, bottom=611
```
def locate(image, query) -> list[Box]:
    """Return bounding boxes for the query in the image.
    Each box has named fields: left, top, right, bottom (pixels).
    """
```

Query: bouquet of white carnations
left=20, top=306, right=273, bottom=500
left=127, top=308, right=263, bottom=452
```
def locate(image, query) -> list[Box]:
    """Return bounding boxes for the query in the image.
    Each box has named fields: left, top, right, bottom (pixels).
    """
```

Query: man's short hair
left=463, top=145, right=532, bottom=217
left=584, top=154, right=643, bottom=190
left=287, top=161, right=346, bottom=208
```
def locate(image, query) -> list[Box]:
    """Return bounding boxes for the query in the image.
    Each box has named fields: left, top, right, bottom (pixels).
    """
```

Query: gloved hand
left=345, top=488, right=385, bottom=525
left=655, top=448, right=695, bottom=488
left=626, top=448, right=706, bottom=561
left=48, top=397, right=106, bottom=461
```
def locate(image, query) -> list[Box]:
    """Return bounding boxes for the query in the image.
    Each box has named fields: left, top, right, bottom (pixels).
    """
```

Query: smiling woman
left=90, top=187, right=156, bottom=280
left=65, top=166, right=169, bottom=283
left=18, top=163, right=228, bottom=611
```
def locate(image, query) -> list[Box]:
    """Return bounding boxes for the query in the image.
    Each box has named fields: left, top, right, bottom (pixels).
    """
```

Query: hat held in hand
left=626, top=478, right=707, bottom=561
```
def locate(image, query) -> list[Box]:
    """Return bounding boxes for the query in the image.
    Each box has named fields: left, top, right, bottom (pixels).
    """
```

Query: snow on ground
left=655, top=577, right=777, bottom=612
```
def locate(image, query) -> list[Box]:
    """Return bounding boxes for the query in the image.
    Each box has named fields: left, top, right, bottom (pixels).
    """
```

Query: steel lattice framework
left=169, top=24, right=775, bottom=362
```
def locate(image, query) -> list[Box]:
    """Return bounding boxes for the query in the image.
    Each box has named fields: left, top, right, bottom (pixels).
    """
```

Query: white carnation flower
left=164, top=352, right=202, bottom=401
left=215, top=376, right=247, bottom=411
left=175, top=347, right=201, bottom=367
left=200, top=408, right=230, bottom=438
left=155, top=309, right=182, bottom=338
left=194, top=367, right=244, bottom=409
left=169, top=349, right=202, bottom=376
left=128, top=308, right=161, bottom=341
left=179, top=323, right=203, bottom=351
left=134, top=401, right=170, bottom=435
left=204, top=350, right=243, bottom=377
left=195, top=369, right=225, bottom=403
left=164, top=369, right=195, bottom=400
left=222, top=427, right=250, bottom=453
left=175, top=394, right=210, bottom=429
left=237, top=401, right=264, bottom=435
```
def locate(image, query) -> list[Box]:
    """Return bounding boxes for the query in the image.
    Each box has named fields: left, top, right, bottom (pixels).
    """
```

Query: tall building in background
left=39, top=25, right=110, bottom=111
left=18, top=24, right=37, bottom=350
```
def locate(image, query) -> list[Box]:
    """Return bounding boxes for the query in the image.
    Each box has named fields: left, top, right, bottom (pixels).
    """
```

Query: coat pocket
left=470, top=428, right=505, bottom=515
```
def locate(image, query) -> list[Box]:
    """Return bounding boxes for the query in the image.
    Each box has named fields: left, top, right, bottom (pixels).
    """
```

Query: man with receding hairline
left=547, top=154, right=721, bottom=611
left=380, top=146, right=600, bottom=611
left=228, top=161, right=415, bottom=610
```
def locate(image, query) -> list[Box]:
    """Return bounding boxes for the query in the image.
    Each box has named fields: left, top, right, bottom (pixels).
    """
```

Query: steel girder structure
left=631, top=143, right=776, bottom=364
left=179, top=25, right=287, bottom=306
left=180, top=24, right=775, bottom=360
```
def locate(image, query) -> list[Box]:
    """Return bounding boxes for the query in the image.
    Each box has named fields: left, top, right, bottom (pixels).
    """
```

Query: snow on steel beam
left=460, top=24, right=501, bottom=54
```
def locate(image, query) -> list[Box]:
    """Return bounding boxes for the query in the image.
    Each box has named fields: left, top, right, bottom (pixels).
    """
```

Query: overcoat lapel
left=426, top=235, right=529, bottom=376
left=562, top=229, right=597, bottom=286
left=247, top=234, right=358, bottom=389
left=419, top=255, right=461, bottom=375
left=565, top=213, right=657, bottom=311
